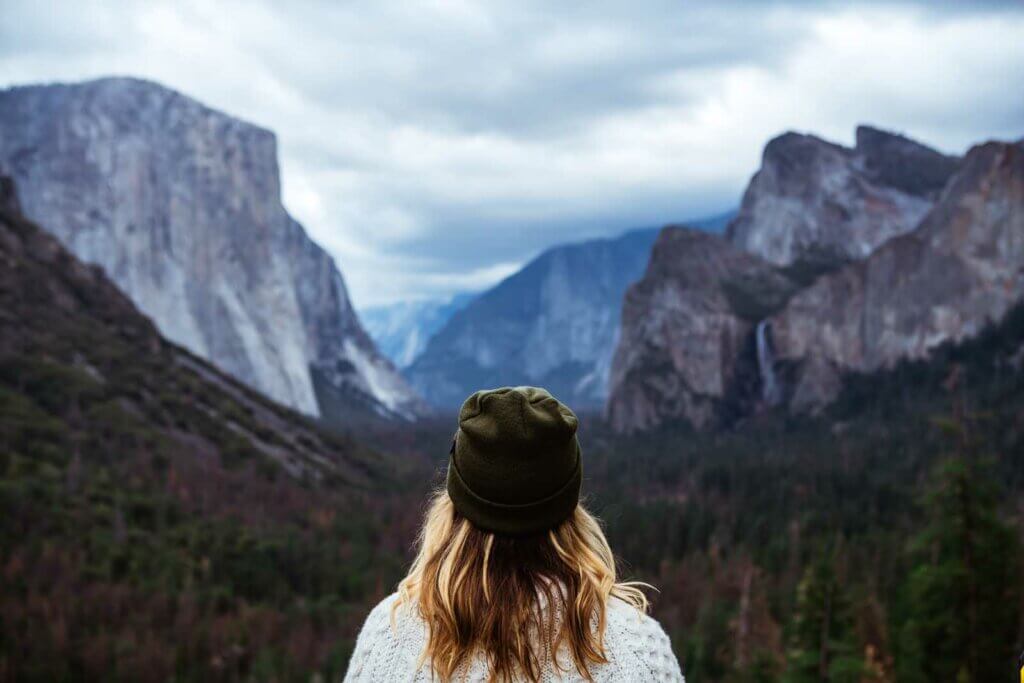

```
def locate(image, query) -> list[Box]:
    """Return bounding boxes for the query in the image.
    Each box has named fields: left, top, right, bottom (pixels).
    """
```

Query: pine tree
left=782, top=547, right=865, bottom=683
left=899, top=415, right=1021, bottom=682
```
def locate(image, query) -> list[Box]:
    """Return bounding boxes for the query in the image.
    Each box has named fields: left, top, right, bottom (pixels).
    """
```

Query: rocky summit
left=608, top=128, right=1023, bottom=433
left=0, top=77, right=425, bottom=421
left=726, top=126, right=960, bottom=273
left=768, top=139, right=1024, bottom=411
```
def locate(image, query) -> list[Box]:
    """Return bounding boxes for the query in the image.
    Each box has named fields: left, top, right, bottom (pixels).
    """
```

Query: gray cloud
left=2, top=0, right=1023, bottom=308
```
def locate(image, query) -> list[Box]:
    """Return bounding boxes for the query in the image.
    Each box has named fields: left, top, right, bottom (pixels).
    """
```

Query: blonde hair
left=394, top=490, right=650, bottom=682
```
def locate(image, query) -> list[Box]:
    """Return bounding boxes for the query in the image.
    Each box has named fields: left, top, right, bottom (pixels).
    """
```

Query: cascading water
left=755, top=320, right=779, bottom=405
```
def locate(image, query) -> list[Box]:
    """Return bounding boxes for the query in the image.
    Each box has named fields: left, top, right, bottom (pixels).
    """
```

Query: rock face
left=362, top=293, right=473, bottom=368
left=0, top=173, right=378, bottom=486
left=726, top=126, right=960, bottom=272
left=606, top=227, right=798, bottom=432
left=605, top=129, right=1022, bottom=434
left=769, top=139, right=1024, bottom=410
left=406, top=228, right=661, bottom=412
left=0, top=77, right=424, bottom=420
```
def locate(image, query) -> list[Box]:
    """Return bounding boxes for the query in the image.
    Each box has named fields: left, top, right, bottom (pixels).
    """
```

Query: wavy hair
left=393, top=490, right=649, bottom=682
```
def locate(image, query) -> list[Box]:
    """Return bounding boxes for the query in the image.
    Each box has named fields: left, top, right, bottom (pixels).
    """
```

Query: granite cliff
left=726, top=126, right=960, bottom=274
left=0, top=77, right=424, bottom=420
left=768, top=139, right=1024, bottom=411
left=609, top=128, right=1022, bottom=432
left=606, top=227, right=797, bottom=432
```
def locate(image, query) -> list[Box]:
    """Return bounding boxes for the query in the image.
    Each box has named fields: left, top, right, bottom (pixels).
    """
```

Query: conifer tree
left=782, top=547, right=865, bottom=683
left=900, top=415, right=1021, bottom=683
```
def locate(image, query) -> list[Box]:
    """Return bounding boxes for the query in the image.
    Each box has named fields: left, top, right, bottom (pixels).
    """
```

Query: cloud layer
left=2, top=0, right=1022, bottom=308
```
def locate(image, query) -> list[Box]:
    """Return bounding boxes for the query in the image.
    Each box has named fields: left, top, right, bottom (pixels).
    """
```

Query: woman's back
left=345, top=593, right=684, bottom=682
left=344, top=387, right=685, bottom=682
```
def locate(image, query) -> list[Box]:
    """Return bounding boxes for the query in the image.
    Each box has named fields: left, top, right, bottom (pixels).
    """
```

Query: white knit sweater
left=343, top=593, right=685, bottom=682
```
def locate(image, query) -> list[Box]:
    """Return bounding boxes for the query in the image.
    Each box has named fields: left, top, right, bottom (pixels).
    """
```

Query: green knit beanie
left=446, top=386, right=582, bottom=536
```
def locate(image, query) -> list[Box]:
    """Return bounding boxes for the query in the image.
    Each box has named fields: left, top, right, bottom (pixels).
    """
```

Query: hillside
left=589, top=299, right=1024, bottom=681
left=0, top=177, right=419, bottom=681
left=0, top=77, right=425, bottom=421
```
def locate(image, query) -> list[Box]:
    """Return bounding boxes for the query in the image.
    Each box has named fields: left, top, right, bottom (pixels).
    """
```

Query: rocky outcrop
left=603, top=130, right=1021, bottom=433
left=406, top=228, right=661, bottom=412
left=606, top=227, right=798, bottom=432
left=726, top=126, right=960, bottom=273
left=0, top=77, right=424, bottom=420
left=769, top=139, right=1024, bottom=410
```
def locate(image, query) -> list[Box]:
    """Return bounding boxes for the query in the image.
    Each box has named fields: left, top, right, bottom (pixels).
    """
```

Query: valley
left=1, top=76, right=1022, bottom=682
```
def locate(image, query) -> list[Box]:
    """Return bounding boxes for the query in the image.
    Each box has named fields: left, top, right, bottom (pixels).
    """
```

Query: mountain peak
left=0, top=78, right=425, bottom=422
left=727, top=125, right=960, bottom=268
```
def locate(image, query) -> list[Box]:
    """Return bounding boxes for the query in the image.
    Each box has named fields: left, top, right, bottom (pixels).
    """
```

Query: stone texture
left=769, top=139, right=1024, bottom=409
left=0, top=77, right=424, bottom=420
left=606, top=227, right=797, bottom=432
left=726, top=126, right=960, bottom=271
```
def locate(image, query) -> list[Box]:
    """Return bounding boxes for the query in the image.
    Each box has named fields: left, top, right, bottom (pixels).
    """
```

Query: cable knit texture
left=343, top=593, right=685, bottom=682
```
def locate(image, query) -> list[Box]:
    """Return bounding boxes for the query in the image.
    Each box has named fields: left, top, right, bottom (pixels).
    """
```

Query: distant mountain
left=608, top=126, right=1024, bottom=432
left=726, top=126, right=960, bottom=275
left=0, top=77, right=426, bottom=421
left=406, top=226, right=664, bottom=411
left=769, top=137, right=1024, bottom=411
left=361, top=293, right=474, bottom=368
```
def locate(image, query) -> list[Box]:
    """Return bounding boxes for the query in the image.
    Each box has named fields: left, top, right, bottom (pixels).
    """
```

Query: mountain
left=0, top=77, right=424, bottom=421
left=361, top=293, right=474, bottom=368
left=606, top=227, right=798, bottom=432
left=406, top=227, right=662, bottom=411
left=0, top=174, right=377, bottom=486
left=0, top=174, right=410, bottom=679
left=608, top=127, right=1024, bottom=432
left=726, top=126, right=960, bottom=275
left=767, top=138, right=1024, bottom=411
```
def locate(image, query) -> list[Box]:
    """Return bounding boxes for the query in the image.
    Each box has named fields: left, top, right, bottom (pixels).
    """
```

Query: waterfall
left=756, top=320, right=779, bottom=405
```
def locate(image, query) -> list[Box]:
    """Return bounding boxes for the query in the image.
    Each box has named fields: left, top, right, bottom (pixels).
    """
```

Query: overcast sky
left=2, top=1, right=1023, bottom=309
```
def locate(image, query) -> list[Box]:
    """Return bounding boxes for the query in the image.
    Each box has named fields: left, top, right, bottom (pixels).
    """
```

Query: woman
left=345, top=386, right=684, bottom=682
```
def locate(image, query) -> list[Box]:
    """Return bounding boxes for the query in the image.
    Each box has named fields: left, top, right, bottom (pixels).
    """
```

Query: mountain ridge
left=726, top=124, right=961, bottom=271
left=405, top=225, right=661, bottom=410
left=608, top=127, right=1023, bottom=432
left=0, top=76, right=425, bottom=421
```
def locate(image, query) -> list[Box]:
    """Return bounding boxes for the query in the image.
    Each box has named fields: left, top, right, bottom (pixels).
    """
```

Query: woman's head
left=395, top=387, right=648, bottom=682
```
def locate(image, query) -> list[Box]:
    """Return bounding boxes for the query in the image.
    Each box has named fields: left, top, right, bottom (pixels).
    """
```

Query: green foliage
left=782, top=550, right=864, bottom=683
left=899, top=438, right=1021, bottom=683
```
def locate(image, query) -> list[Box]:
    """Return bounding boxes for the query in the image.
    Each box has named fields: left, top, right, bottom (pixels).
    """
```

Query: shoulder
left=344, top=593, right=424, bottom=682
left=353, top=593, right=403, bottom=644
left=603, top=599, right=685, bottom=682
left=364, top=593, right=402, bottom=627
